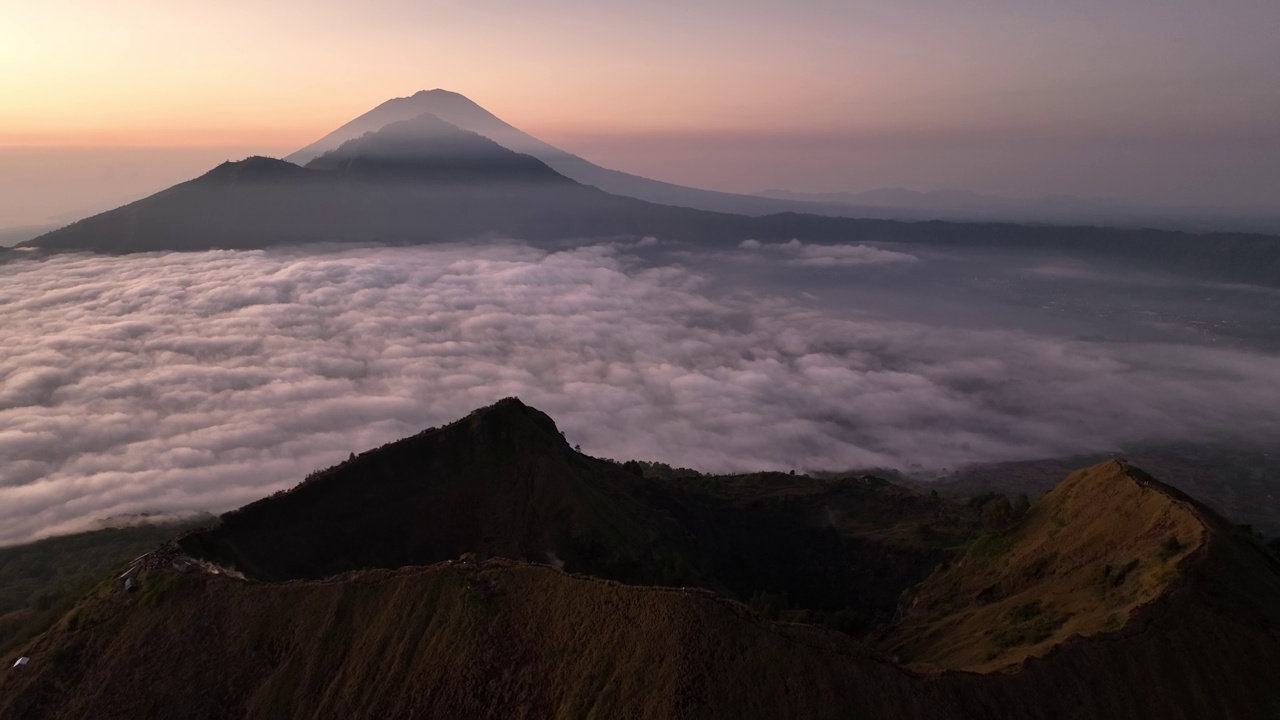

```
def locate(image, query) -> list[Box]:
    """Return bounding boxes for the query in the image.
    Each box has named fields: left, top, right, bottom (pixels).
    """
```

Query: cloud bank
left=2, top=242, right=1279, bottom=545
left=738, top=238, right=918, bottom=267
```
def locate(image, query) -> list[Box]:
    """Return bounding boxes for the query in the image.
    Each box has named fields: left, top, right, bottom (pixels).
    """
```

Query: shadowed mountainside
left=177, top=398, right=977, bottom=629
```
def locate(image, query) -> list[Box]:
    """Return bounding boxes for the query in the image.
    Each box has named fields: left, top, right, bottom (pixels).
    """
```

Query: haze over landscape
left=3, top=2, right=1280, bottom=718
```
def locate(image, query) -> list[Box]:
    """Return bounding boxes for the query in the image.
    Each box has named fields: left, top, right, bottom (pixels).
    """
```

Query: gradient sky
left=3, top=0, right=1278, bottom=226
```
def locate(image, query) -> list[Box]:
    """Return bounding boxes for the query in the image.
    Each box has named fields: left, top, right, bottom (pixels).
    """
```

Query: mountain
left=23, top=115, right=694, bottom=253
left=882, top=461, right=1209, bottom=672
left=19, top=104, right=1280, bottom=287
left=176, top=398, right=690, bottom=584
left=2, top=403, right=1278, bottom=719
left=305, top=114, right=572, bottom=185
left=286, top=89, right=823, bottom=217
left=286, top=90, right=1280, bottom=235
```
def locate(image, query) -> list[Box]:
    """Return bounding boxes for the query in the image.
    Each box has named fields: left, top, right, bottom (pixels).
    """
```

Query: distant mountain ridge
left=759, top=188, right=1280, bottom=235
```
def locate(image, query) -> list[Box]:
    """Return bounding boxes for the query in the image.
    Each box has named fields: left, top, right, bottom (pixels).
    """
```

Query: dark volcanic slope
left=177, top=399, right=966, bottom=626
left=178, top=398, right=681, bottom=584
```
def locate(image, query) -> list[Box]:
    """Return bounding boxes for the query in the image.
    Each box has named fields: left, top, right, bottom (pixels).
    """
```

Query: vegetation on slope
left=4, top=544, right=1280, bottom=720
left=881, top=460, right=1206, bottom=672
left=0, top=521, right=205, bottom=658
left=0, top=562, right=896, bottom=720
left=930, top=442, right=1280, bottom=537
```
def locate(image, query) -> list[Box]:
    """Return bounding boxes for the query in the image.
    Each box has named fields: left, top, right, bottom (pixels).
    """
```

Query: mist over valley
left=3, top=238, right=1278, bottom=547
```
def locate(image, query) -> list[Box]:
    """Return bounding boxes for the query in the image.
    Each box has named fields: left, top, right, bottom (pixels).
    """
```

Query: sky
left=2, top=0, right=1279, bottom=223
left=3, top=239, right=1280, bottom=545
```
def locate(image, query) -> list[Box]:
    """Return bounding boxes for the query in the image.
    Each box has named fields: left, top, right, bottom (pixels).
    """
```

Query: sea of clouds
left=2, top=240, right=1279, bottom=545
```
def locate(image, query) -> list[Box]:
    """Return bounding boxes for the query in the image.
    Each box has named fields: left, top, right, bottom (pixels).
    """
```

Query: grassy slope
left=4, top=543, right=1280, bottom=720
left=931, top=443, right=1280, bottom=537
left=0, top=562, right=912, bottom=720
left=0, top=522, right=204, bottom=658
left=650, top=472, right=981, bottom=627
left=882, top=460, right=1207, bottom=672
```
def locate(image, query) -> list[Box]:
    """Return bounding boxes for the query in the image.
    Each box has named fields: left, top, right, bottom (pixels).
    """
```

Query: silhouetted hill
left=177, top=398, right=688, bottom=584
left=177, top=398, right=973, bottom=627
left=24, top=116, right=690, bottom=252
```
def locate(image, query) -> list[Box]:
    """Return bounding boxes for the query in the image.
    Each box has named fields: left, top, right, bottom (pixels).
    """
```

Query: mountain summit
left=289, top=90, right=566, bottom=167
left=305, top=113, right=571, bottom=185
left=285, top=89, right=823, bottom=216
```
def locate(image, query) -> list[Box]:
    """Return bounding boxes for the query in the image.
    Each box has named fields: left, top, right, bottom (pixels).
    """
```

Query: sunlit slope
left=884, top=460, right=1213, bottom=671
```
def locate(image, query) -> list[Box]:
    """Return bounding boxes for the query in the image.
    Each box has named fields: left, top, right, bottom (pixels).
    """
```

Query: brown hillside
left=881, top=460, right=1221, bottom=672
left=3, top=542, right=1280, bottom=720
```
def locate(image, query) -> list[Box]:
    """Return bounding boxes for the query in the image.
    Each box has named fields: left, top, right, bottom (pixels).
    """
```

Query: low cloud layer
left=2, top=242, right=1279, bottom=545
left=739, top=238, right=918, bottom=267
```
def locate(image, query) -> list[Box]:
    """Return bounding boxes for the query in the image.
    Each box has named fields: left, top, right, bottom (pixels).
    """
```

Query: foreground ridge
left=2, top=402, right=1278, bottom=719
